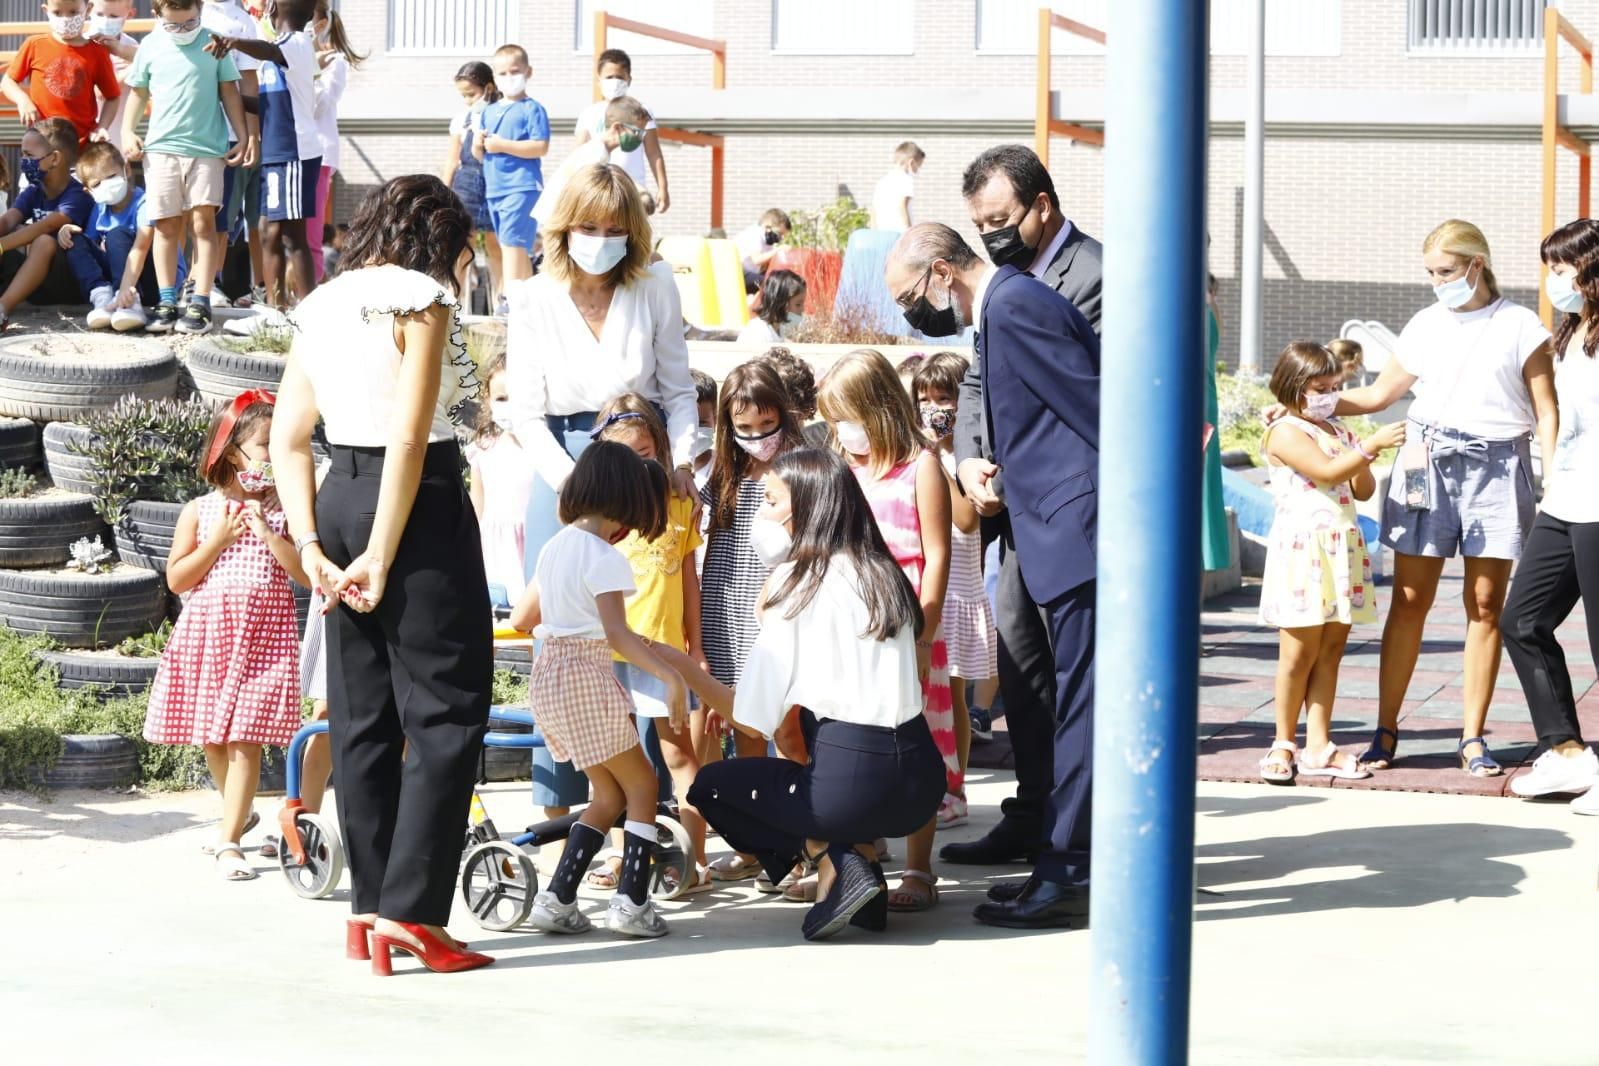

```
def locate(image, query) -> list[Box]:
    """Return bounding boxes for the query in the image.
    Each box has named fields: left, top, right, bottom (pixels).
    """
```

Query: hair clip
left=206, top=388, right=276, bottom=471
left=589, top=411, right=645, bottom=439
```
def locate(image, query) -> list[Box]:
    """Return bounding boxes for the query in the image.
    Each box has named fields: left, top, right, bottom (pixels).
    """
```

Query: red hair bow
left=206, top=388, right=277, bottom=472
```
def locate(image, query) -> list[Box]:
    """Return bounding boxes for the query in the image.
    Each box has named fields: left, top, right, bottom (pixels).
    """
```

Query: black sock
left=618, top=826, right=653, bottom=906
left=550, top=822, right=605, bottom=905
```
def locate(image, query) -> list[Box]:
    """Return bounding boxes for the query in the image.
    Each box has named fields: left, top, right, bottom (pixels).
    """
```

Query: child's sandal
left=1259, top=741, right=1297, bottom=785
left=583, top=850, right=623, bottom=890
left=1298, top=742, right=1370, bottom=781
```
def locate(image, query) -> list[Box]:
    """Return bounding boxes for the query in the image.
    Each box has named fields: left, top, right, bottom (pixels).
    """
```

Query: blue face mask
left=1432, top=262, right=1480, bottom=310
left=19, top=154, right=45, bottom=186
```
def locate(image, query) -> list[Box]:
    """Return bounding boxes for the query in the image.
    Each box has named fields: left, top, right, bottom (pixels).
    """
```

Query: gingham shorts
left=528, top=637, right=638, bottom=770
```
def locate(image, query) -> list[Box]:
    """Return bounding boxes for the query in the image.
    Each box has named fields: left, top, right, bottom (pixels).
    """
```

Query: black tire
left=36, top=649, right=159, bottom=700
left=114, top=499, right=184, bottom=572
left=494, top=642, right=532, bottom=677
left=483, top=711, right=532, bottom=782
left=29, top=733, right=139, bottom=790
left=0, top=335, right=177, bottom=421
left=0, top=416, right=42, bottom=472
left=41, top=422, right=96, bottom=495
left=0, top=492, right=108, bottom=567
left=0, top=566, right=166, bottom=648
left=186, top=338, right=287, bottom=407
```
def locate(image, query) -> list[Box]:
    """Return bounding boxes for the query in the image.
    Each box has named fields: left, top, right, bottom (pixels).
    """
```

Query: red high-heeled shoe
left=370, top=922, right=493, bottom=976
left=345, top=919, right=370, bottom=961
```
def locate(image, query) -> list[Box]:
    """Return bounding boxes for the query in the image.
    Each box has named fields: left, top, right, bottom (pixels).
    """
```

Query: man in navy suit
left=886, top=223, right=1098, bottom=929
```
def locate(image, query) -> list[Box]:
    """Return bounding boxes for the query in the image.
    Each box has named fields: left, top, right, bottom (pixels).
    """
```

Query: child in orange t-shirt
left=0, top=0, right=122, bottom=146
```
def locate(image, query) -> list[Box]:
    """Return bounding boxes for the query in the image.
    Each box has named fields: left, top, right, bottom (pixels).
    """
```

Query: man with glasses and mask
left=885, top=222, right=1099, bottom=930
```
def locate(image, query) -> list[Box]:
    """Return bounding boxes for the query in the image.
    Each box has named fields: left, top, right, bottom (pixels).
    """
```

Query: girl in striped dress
left=818, top=349, right=954, bottom=913
left=698, top=360, right=803, bottom=881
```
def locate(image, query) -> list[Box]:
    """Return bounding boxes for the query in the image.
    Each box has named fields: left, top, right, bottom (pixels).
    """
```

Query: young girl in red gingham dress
left=509, top=441, right=689, bottom=940
left=818, top=349, right=953, bottom=915
left=143, top=390, right=310, bottom=882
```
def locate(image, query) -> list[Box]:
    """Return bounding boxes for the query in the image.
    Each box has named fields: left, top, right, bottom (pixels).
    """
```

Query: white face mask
left=49, top=12, right=85, bottom=37
left=1546, top=270, right=1585, bottom=315
left=748, top=516, right=792, bottom=568
left=833, top=420, right=871, bottom=456
left=169, top=24, right=203, bottom=46
left=691, top=425, right=714, bottom=458
left=1432, top=262, right=1479, bottom=310
left=599, top=77, right=630, bottom=101
left=490, top=400, right=515, bottom=433
left=495, top=72, right=527, bottom=97
left=89, top=175, right=129, bottom=206
left=1302, top=391, right=1339, bottom=421
left=567, top=231, right=629, bottom=276
left=87, top=14, right=125, bottom=37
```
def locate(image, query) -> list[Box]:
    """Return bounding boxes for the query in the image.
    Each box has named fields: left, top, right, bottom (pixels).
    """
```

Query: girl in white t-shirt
left=510, top=441, right=688, bottom=939
left=1333, top=219, right=1558, bottom=778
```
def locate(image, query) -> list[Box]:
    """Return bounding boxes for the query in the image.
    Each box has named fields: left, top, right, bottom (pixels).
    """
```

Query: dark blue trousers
left=1035, top=579, right=1096, bottom=887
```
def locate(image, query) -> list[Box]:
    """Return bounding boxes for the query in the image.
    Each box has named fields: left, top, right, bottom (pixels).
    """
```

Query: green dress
left=1201, top=306, right=1231, bottom=570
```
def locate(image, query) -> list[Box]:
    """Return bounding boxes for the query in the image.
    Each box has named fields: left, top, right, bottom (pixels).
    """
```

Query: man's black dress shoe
left=973, top=878, right=1088, bottom=929
left=939, top=826, right=1039, bottom=866
left=986, top=880, right=1027, bottom=903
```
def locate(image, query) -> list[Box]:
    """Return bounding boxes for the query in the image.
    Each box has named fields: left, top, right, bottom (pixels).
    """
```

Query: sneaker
left=176, top=301, right=213, bottom=334
left=970, top=707, right=994, bottom=743
left=1572, top=784, right=1599, bottom=816
left=1509, top=747, right=1599, bottom=797
left=527, top=890, right=593, bottom=934
left=85, top=285, right=114, bottom=330
left=146, top=302, right=179, bottom=334
left=605, top=895, right=668, bottom=938
left=177, top=276, right=195, bottom=308
left=111, top=304, right=148, bottom=332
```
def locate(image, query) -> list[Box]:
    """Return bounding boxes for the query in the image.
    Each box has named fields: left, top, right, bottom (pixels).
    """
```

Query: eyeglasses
left=894, top=266, right=933, bottom=311
left=161, top=17, right=201, bottom=32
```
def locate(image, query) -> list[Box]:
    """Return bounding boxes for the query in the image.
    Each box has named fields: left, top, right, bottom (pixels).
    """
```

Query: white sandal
left=214, top=844, right=258, bottom=881
left=1259, top=741, right=1297, bottom=785
left=1298, top=741, right=1371, bottom=781
left=708, top=853, right=763, bottom=882
left=201, top=811, right=259, bottom=854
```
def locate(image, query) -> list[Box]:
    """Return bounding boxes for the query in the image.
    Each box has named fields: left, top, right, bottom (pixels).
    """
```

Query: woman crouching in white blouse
left=648, top=449, right=946, bottom=941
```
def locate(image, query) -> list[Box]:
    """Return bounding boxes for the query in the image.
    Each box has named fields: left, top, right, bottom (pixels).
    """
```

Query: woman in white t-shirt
left=1335, top=219, right=1558, bottom=778
left=1504, top=218, right=1599, bottom=810
left=572, top=48, right=669, bottom=214
left=270, top=175, right=494, bottom=974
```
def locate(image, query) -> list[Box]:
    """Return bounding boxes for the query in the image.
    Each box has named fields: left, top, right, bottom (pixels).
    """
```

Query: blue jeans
left=60, top=237, right=112, bottom=300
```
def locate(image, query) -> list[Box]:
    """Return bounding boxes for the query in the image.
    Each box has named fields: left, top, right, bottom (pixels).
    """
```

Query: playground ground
left=2, top=770, right=1593, bottom=1064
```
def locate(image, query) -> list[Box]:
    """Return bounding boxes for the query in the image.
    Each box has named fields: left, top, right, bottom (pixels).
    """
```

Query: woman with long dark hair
left=1504, top=217, right=1599, bottom=811
left=441, top=61, right=503, bottom=308
left=654, top=449, right=946, bottom=940
left=271, top=174, right=494, bottom=975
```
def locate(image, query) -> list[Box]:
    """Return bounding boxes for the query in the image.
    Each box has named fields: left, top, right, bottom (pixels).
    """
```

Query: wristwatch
left=294, top=532, right=321, bottom=554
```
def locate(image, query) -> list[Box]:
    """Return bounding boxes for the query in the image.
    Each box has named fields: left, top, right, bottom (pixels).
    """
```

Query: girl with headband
left=143, top=389, right=311, bottom=882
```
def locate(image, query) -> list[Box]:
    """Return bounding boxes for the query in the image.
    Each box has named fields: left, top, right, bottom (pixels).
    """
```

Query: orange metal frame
left=1541, top=7, right=1594, bottom=326
left=0, top=19, right=158, bottom=72
left=592, top=11, right=728, bottom=229
left=1034, top=8, right=1106, bottom=167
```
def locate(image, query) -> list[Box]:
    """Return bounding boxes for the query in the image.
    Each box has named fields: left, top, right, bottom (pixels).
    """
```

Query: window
left=575, top=0, right=714, bottom=55
left=975, top=0, right=1339, bottom=58
left=772, top=0, right=915, bottom=55
left=1407, top=0, right=1546, bottom=52
left=387, top=0, right=517, bottom=55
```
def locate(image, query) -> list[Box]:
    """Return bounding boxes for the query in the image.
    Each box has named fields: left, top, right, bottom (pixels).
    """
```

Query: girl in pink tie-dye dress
left=818, top=349, right=955, bottom=913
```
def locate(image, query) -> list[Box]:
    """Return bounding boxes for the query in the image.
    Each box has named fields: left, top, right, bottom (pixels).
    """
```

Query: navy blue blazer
left=977, top=265, right=1101, bottom=603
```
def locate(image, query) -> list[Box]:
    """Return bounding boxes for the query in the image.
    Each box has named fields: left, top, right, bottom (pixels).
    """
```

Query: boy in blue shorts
left=63, top=139, right=188, bottom=331
left=476, top=43, right=547, bottom=285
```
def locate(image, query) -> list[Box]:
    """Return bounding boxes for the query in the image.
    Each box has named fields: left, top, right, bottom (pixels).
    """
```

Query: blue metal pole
left=1091, top=0, right=1208, bottom=1062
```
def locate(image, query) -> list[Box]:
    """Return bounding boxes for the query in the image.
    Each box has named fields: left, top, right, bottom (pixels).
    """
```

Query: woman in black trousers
left=1505, top=219, right=1599, bottom=812
left=655, top=450, right=946, bottom=940
left=271, top=175, right=494, bottom=975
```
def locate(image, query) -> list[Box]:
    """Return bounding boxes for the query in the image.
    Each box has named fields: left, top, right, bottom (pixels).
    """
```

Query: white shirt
left=971, top=263, right=999, bottom=328
left=574, top=98, right=657, bottom=186
left=530, top=138, right=609, bottom=228
left=312, top=52, right=347, bottom=173
left=1540, top=335, right=1599, bottom=522
left=289, top=265, right=478, bottom=446
left=532, top=525, right=635, bottom=639
left=736, top=317, right=781, bottom=347
left=732, top=558, right=922, bottom=738
left=201, top=0, right=261, bottom=72
left=505, top=260, right=699, bottom=489
left=99, top=32, right=140, bottom=150
left=261, top=29, right=322, bottom=162
left=871, top=167, right=915, bottom=232
left=1396, top=297, right=1549, bottom=439
left=1027, top=218, right=1074, bottom=277
left=735, top=223, right=768, bottom=273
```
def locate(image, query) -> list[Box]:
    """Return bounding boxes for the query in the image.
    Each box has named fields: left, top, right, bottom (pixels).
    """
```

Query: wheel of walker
left=460, top=840, right=538, bottom=931
left=649, top=816, right=695, bottom=901
left=278, top=811, right=345, bottom=900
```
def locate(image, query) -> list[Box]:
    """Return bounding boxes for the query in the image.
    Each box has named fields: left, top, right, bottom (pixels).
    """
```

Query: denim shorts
left=1380, top=421, right=1535, bottom=561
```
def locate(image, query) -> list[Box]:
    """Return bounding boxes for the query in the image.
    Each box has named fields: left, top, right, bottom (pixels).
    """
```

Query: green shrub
left=786, top=195, right=870, bottom=252
left=217, top=323, right=294, bottom=356
left=71, top=395, right=211, bottom=524
left=492, top=667, right=528, bottom=706
left=0, top=466, right=37, bottom=497
left=1215, top=371, right=1391, bottom=467
left=117, top=619, right=172, bottom=659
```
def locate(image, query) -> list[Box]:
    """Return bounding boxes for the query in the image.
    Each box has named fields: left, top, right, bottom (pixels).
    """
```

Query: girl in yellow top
left=590, top=391, right=713, bottom=894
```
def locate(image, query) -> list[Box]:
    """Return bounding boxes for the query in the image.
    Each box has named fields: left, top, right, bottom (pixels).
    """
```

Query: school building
left=336, top=2, right=1599, bottom=363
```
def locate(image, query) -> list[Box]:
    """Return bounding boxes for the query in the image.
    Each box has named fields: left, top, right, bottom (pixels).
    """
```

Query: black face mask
left=980, top=204, right=1037, bottom=269
left=763, top=228, right=780, bottom=246
left=901, top=268, right=962, bottom=337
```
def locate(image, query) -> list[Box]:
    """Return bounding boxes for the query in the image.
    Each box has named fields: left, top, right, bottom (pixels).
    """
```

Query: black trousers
left=1502, top=512, right=1599, bottom=750
left=1037, top=580, right=1096, bottom=886
left=992, top=516, right=1059, bottom=842
left=687, top=717, right=945, bottom=884
left=319, top=442, right=492, bottom=924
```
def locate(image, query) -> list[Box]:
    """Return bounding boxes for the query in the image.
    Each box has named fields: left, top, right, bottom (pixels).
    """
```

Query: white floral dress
left=1258, top=416, right=1377, bottom=628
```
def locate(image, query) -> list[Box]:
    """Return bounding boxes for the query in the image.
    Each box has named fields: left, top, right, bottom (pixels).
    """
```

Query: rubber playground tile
left=1411, top=688, right=1536, bottom=725
left=1328, top=756, right=1513, bottom=797
left=1198, top=684, right=1276, bottom=711
left=1371, top=716, right=1534, bottom=760
left=1238, top=704, right=1374, bottom=734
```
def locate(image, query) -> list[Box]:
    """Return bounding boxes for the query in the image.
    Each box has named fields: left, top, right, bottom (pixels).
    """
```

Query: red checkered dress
left=529, top=637, right=639, bottom=769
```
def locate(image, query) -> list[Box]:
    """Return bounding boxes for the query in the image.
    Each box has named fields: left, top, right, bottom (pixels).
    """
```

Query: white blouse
left=732, top=557, right=923, bottom=738
left=289, top=265, right=478, bottom=446
left=505, top=260, right=699, bottom=490
left=1541, top=335, right=1599, bottom=523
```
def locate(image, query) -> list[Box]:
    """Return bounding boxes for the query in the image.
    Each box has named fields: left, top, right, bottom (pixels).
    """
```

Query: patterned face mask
left=237, top=460, right=275, bottom=493
left=920, top=403, right=956, bottom=440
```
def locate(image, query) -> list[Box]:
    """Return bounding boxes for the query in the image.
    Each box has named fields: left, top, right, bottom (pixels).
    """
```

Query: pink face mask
left=733, top=427, right=783, bottom=462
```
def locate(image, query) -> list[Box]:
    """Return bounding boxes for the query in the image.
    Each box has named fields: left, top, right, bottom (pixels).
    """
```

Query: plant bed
left=484, top=669, right=532, bottom=781
left=27, top=732, right=139, bottom=789
left=0, top=562, right=166, bottom=648
left=35, top=648, right=161, bottom=700
left=0, top=484, right=110, bottom=568
left=114, top=500, right=184, bottom=572
left=185, top=330, right=289, bottom=407
left=69, top=396, right=211, bottom=527
left=42, top=422, right=96, bottom=495
left=0, top=334, right=178, bottom=421
left=0, top=416, right=42, bottom=472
